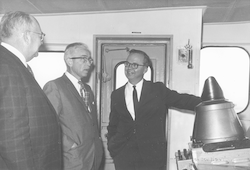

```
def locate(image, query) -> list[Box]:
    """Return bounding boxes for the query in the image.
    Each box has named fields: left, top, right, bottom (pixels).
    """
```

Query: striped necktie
left=78, top=81, right=91, bottom=112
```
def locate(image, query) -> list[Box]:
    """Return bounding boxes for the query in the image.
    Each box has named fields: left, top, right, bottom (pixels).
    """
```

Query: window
left=200, top=47, right=249, bottom=113
left=28, top=52, right=66, bottom=88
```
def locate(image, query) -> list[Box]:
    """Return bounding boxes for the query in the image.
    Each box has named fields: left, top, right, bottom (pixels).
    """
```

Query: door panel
left=94, top=35, right=172, bottom=170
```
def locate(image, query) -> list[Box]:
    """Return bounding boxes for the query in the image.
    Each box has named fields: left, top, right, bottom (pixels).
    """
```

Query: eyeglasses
left=28, top=31, right=46, bottom=42
left=124, top=61, right=145, bottom=69
left=70, top=56, right=94, bottom=64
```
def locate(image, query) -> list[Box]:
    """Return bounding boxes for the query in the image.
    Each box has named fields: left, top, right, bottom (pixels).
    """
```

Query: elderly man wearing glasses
left=0, top=11, right=62, bottom=169
left=107, top=49, right=201, bottom=170
left=43, top=42, right=103, bottom=170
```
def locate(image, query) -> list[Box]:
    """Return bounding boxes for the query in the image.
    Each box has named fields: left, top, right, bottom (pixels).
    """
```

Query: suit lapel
left=116, top=85, right=127, bottom=109
left=115, top=81, right=154, bottom=120
left=136, top=80, right=153, bottom=118
left=62, top=74, right=90, bottom=113
left=115, top=84, right=134, bottom=120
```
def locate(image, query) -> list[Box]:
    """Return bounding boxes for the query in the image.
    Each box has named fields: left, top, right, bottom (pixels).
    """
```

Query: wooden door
left=94, top=35, right=172, bottom=170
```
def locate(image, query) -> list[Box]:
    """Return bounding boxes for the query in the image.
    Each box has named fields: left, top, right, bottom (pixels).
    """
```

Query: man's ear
left=143, top=66, right=148, bottom=74
left=22, top=31, right=31, bottom=45
left=65, top=58, right=73, bottom=67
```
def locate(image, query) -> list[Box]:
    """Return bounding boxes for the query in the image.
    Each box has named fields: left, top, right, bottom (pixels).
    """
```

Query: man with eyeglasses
left=27, top=30, right=46, bottom=42
left=107, top=49, right=201, bottom=170
left=43, top=42, right=103, bottom=170
left=0, top=11, right=62, bottom=169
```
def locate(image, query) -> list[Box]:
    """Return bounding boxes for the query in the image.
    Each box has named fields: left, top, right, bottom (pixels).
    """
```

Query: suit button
left=133, top=129, right=136, bottom=134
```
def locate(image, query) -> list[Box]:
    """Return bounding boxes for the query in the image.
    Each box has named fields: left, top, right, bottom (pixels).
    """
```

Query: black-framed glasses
left=28, top=31, right=46, bottom=42
left=124, top=61, right=145, bottom=69
left=70, top=56, right=94, bottom=64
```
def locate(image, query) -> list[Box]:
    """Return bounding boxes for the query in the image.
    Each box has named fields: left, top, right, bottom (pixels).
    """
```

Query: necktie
left=133, top=85, right=139, bottom=116
left=78, top=81, right=91, bottom=112
left=27, top=64, right=34, bottom=76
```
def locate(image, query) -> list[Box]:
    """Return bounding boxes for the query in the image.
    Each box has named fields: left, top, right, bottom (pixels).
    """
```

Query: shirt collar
left=65, top=71, right=80, bottom=85
left=1, top=42, right=27, bottom=67
left=65, top=72, right=83, bottom=95
left=125, top=79, right=144, bottom=100
left=127, top=79, right=144, bottom=89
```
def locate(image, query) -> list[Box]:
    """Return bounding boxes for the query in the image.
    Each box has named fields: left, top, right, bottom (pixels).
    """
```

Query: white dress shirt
left=125, top=79, right=143, bottom=120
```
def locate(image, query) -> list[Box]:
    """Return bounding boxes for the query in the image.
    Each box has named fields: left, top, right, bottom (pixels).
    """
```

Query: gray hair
left=0, top=11, right=36, bottom=41
left=64, top=42, right=92, bottom=71
left=64, top=42, right=91, bottom=59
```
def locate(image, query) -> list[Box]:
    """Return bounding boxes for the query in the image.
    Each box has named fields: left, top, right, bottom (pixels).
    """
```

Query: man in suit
left=107, top=49, right=201, bottom=170
left=43, top=42, right=103, bottom=170
left=0, top=11, right=62, bottom=169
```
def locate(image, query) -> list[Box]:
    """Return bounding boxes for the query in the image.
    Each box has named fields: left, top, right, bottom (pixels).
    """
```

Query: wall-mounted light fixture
left=178, top=39, right=193, bottom=69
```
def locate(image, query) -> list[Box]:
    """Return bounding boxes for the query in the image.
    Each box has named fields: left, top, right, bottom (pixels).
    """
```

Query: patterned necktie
left=78, top=81, right=91, bottom=112
left=27, top=64, right=34, bottom=76
left=133, top=85, right=139, bottom=117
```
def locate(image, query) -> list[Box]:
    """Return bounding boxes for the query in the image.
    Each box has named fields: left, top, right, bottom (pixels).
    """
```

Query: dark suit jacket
left=43, top=74, right=103, bottom=170
left=0, top=45, right=62, bottom=170
left=107, top=80, right=201, bottom=169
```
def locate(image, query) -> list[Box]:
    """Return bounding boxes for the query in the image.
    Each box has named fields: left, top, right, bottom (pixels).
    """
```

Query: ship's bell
left=192, top=76, right=245, bottom=144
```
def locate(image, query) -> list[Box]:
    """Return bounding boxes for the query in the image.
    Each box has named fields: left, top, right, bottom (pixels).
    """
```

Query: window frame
left=200, top=46, right=250, bottom=114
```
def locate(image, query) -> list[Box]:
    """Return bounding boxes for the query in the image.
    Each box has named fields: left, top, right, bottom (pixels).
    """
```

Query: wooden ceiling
left=1, top=0, right=250, bottom=23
